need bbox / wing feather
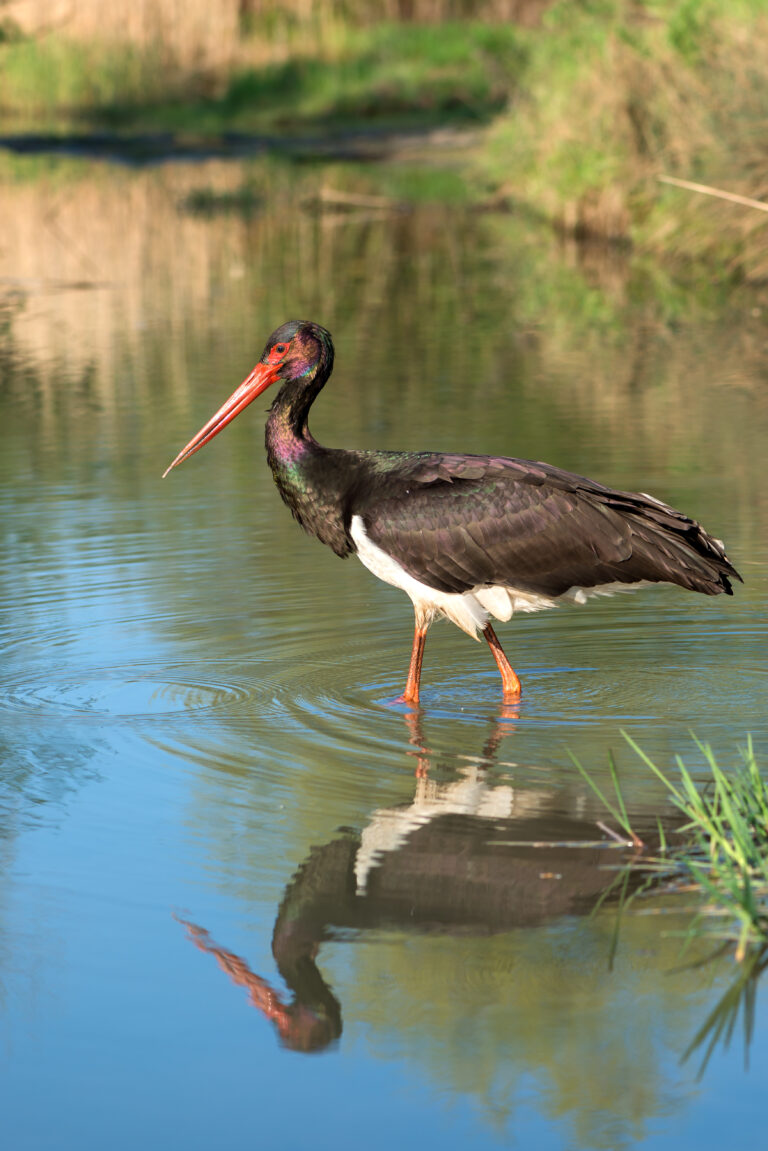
[353,452,739,598]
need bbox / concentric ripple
[1,666,251,719]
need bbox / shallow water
[1,155,768,1149]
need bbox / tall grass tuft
[575,736,768,962]
[625,735,768,961]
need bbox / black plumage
[164,320,741,704]
[353,451,736,598]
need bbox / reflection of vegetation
[178,738,718,1147]
[340,904,717,1149]
[682,943,768,1078]
[172,704,755,1147]
[182,182,263,218]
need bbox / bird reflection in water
[178,707,662,1054]
[177,917,341,1053]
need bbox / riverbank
[483,0,768,277]
[1,1,767,275]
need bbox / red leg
[397,622,428,705]
[483,623,522,699]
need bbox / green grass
[574,735,768,963]
[0,37,176,123]
[573,734,768,1074]
[3,3,768,272]
[0,21,524,133]
[481,0,768,270]
[171,22,523,133]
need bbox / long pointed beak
[162,361,281,478]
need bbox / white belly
[350,515,648,638]
[350,515,556,638]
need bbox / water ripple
[1,665,251,719]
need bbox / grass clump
[4,2,768,272]
[0,21,525,134]
[482,0,768,273]
[0,37,179,123]
[575,735,768,962]
[168,21,525,134]
[224,33,502,126]
[627,734,768,961]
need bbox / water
[1,153,767,1149]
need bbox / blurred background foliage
[1,0,768,271]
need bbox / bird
[163,320,741,705]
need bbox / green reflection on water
[1,154,767,1149]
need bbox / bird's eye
[275,344,287,355]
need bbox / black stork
[163,320,741,704]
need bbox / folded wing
[356,452,739,599]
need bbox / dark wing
[354,452,740,597]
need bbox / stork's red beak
[162,361,281,477]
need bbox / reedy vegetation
[2,1,768,271]
[574,735,768,963]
